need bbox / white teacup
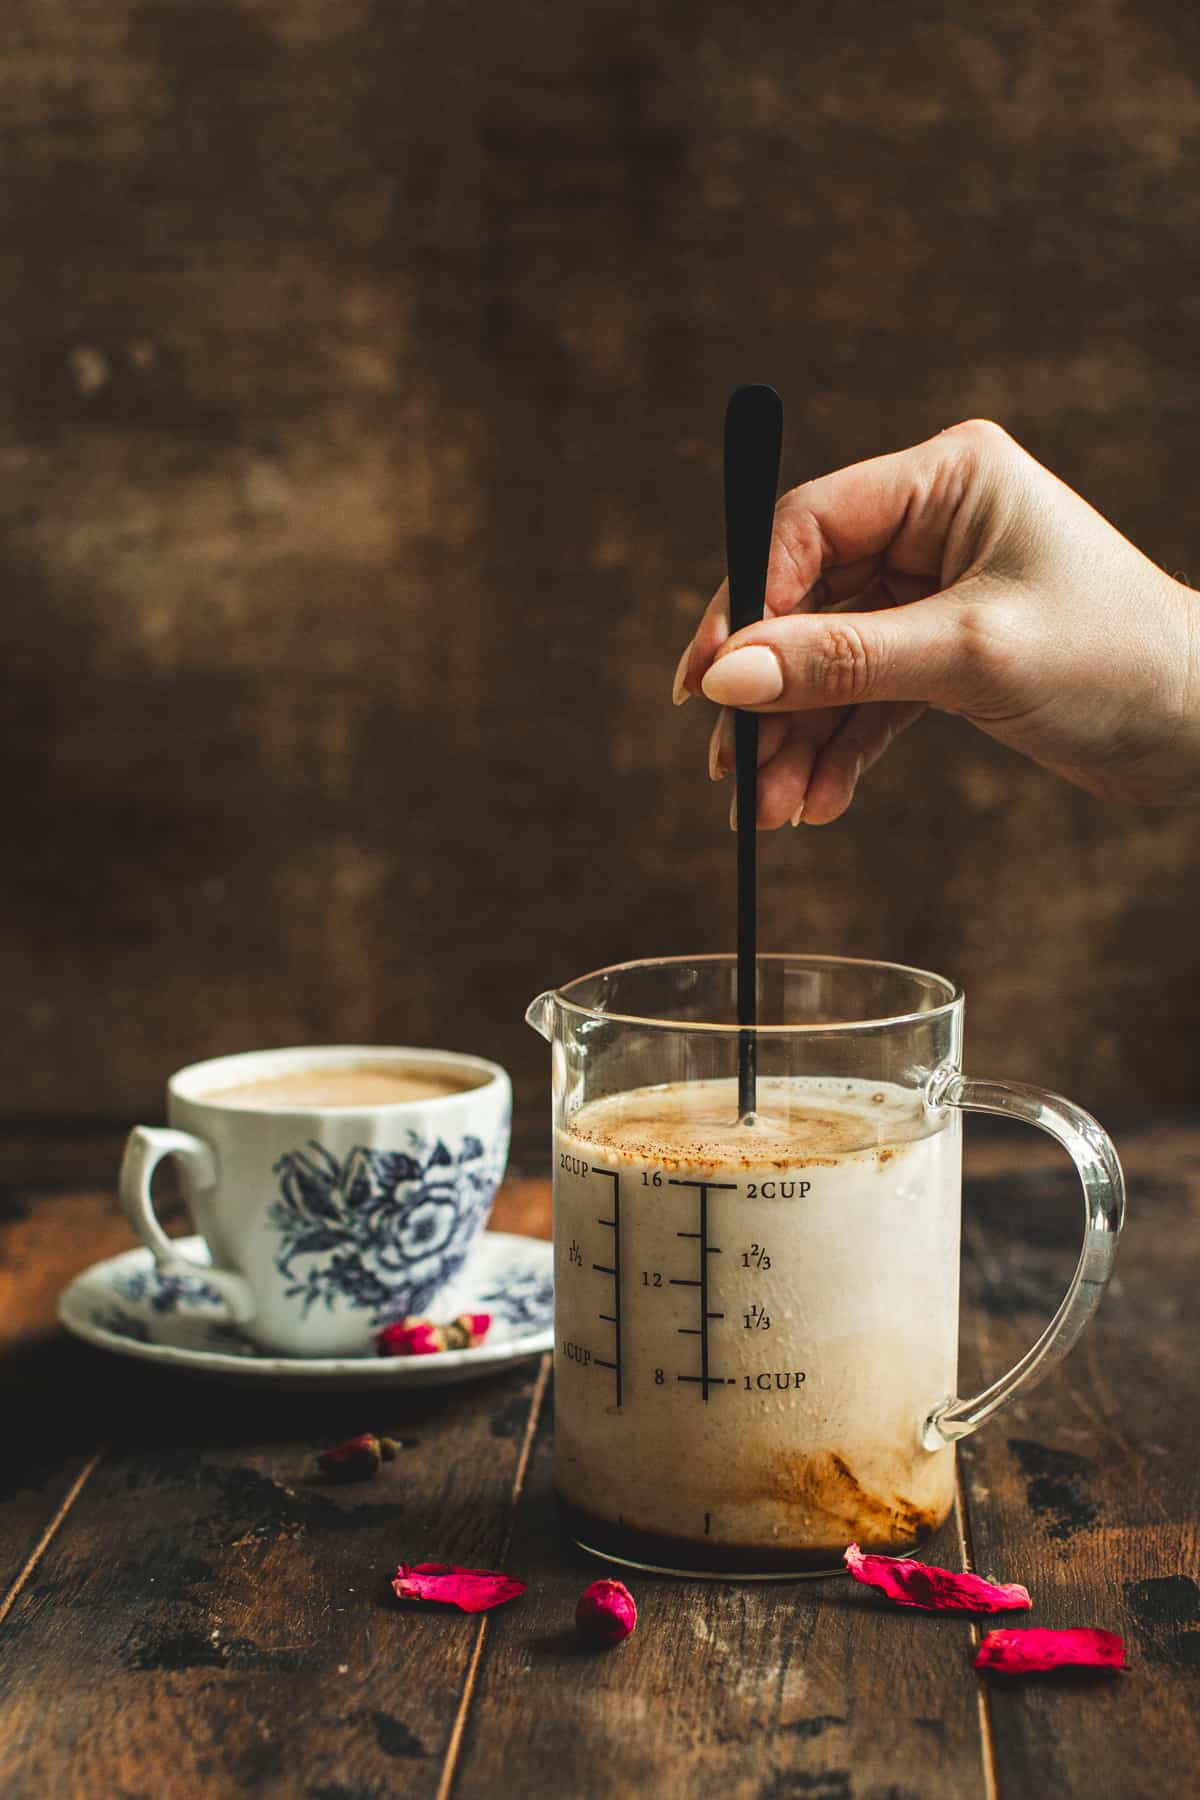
[118,1045,512,1356]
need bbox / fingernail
[707,709,732,781]
[728,790,738,831]
[790,803,805,827]
[671,641,693,705]
[701,646,783,707]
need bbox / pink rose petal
[974,1628,1126,1674]
[844,1543,1032,1614]
[392,1562,527,1614]
[460,1312,492,1346]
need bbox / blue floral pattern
[480,1266,554,1330]
[113,1267,225,1313]
[89,1305,151,1343]
[87,1300,254,1356]
[268,1134,504,1324]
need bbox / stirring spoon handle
[723,384,784,1121]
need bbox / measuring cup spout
[524,990,557,1042]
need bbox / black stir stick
[723,384,784,1122]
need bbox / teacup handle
[119,1126,256,1325]
[921,1071,1125,1450]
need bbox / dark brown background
[2,1,1197,1140]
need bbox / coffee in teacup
[200,1063,484,1109]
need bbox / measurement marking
[678,1327,702,1335]
[594,1169,622,1407]
[668,1182,738,1191]
[677,1233,721,1253]
[704,1511,711,1536]
[699,1186,711,1397]
[669,1277,701,1287]
[594,1358,617,1370]
[667,1179,733,1400]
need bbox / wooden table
[0,1118,1196,1797]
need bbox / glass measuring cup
[525,954,1124,1578]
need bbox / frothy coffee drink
[202,1064,481,1109]
[553,1076,961,1572]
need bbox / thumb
[698,589,995,715]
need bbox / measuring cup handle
[921,1070,1125,1450]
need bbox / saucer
[58,1230,553,1388]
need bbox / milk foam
[564,1075,929,1167]
[553,1076,961,1567]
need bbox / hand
[672,420,1200,826]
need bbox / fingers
[798,701,926,825]
[723,701,926,829]
[751,709,845,828]
[704,696,926,828]
[674,419,1003,703]
[706,707,788,781]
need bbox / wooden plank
[451,1395,987,1799]
[0,1348,550,1797]
[957,1120,1200,1799]
[0,1173,551,1796]
[0,1172,545,1569]
[7,1124,1194,1797]
[0,1186,132,1605]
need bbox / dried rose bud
[376,1320,444,1357]
[379,1437,400,1460]
[575,1578,637,1647]
[439,1312,494,1351]
[318,1433,384,1481]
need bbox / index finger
[674,422,985,700]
